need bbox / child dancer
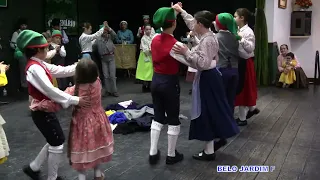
[16,30,89,180]
[136,24,154,92]
[0,62,9,164]
[279,52,297,88]
[32,59,114,180]
[51,30,68,90]
[79,21,107,59]
[234,8,260,126]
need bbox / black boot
[214,139,227,151]
[192,150,216,161]
[236,118,247,126]
[23,165,40,180]
[246,108,260,119]
[149,150,161,165]
[166,150,184,165]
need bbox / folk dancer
[79,22,107,59]
[137,15,155,38]
[0,62,10,164]
[136,25,154,92]
[171,3,239,161]
[234,8,260,126]
[50,30,68,90]
[17,30,89,180]
[148,7,184,165]
[93,24,119,97]
[212,13,241,150]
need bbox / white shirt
[26,57,79,108]
[51,43,67,57]
[79,28,104,53]
[238,24,255,59]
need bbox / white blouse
[238,24,255,59]
[79,28,104,53]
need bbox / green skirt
[136,51,153,81]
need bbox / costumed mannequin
[234,8,260,126]
[148,7,184,165]
[213,13,241,151]
[136,25,154,92]
[137,15,155,38]
[17,30,88,180]
[116,21,134,44]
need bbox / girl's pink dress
[30,78,114,171]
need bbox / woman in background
[277,44,308,88]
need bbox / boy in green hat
[17,30,89,180]
[50,30,68,90]
[148,7,184,165]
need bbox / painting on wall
[279,0,288,9]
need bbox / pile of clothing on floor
[105,100,188,135]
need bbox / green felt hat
[215,13,240,40]
[14,48,24,59]
[16,30,48,51]
[153,7,176,28]
[51,30,62,38]
[143,15,150,20]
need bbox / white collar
[30,57,45,64]
[239,24,249,32]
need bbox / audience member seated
[276,44,308,88]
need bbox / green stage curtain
[255,0,269,85]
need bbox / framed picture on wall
[279,0,287,9]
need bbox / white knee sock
[94,165,103,177]
[249,106,256,111]
[204,141,214,154]
[30,143,49,172]
[239,106,248,121]
[47,145,63,180]
[78,171,86,180]
[149,121,163,155]
[167,125,180,157]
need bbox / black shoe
[246,108,260,119]
[166,150,184,165]
[23,165,40,180]
[236,118,248,126]
[149,150,160,165]
[192,150,216,161]
[214,139,227,151]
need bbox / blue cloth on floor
[109,112,127,124]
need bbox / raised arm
[180,10,196,31]
[26,65,79,108]
[62,30,69,44]
[109,28,117,41]
[44,62,76,78]
[83,28,104,41]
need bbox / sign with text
[45,0,78,35]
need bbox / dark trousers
[219,68,239,114]
[151,73,180,125]
[31,111,65,146]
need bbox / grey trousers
[18,56,27,88]
[101,55,117,93]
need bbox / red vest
[151,33,179,75]
[140,26,145,36]
[25,60,53,101]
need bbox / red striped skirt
[235,58,257,106]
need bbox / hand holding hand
[55,45,61,52]
[171,2,183,13]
